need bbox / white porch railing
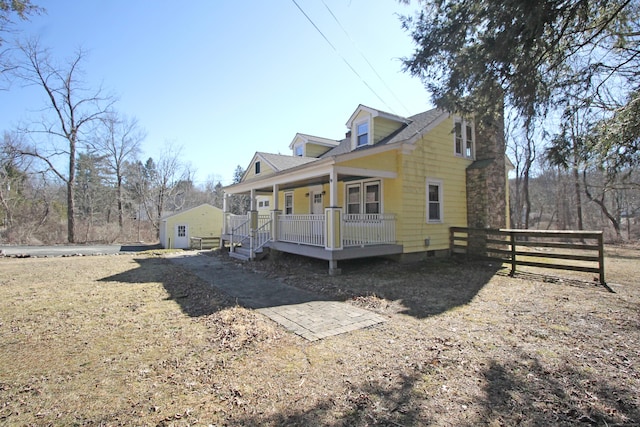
[225,212,396,252]
[229,214,250,247]
[343,213,396,247]
[278,214,325,247]
[254,215,272,252]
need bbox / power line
[320,0,412,116]
[290,0,396,114]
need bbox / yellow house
[159,204,224,249]
[222,105,510,274]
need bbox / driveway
[0,243,160,257]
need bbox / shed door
[174,223,189,249]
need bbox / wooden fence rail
[450,227,612,292]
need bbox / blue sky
[1,1,432,185]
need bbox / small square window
[294,145,304,156]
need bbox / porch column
[250,188,257,212]
[325,206,343,275]
[324,207,343,251]
[222,193,230,235]
[249,209,258,260]
[272,184,279,210]
[329,168,338,207]
[271,209,280,242]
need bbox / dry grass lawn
[0,246,638,426]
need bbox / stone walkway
[167,251,385,341]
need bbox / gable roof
[345,104,410,128]
[160,203,222,220]
[257,152,318,170]
[288,133,340,150]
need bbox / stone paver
[167,251,385,341]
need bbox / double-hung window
[346,180,381,215]
[426,179,443,223]
[454,118,474,158]
[294,144,304,156]
[356,122,369,147]
[284,192,293,215]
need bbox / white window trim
[344,179,383,214]
[354,118,371,149]
[294,143,304,157]
[255,160,261,175]
[426,178,443,223]
[454,118,475,159]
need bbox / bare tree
[0,0,41,80]
[13,40,114,242]
[90,112,144,233]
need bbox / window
[255,161,261,174]
[264,200,270,207]
[365,182,380,214]
[426,179,443,222]
[284,192,293,215]
[346,180,381,215]
[454,119,474,158]
[347,185,361,214]
[294,144,304,156]
[177,225,186,237]
[356,122,369,147]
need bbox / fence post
[597,233,608,289]
[510,231,516,277]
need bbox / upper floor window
[357,122,369,147]
[255,161,261,174]
[454,119,474,158]
[294,144,304,156]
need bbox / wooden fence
[449,227,611,292]
[190,236,220,250]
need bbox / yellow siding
[305,143,332,158]
[163,204,224,248]
[336,150,397,173]
[244,158,275,181]
[373,117,403,144]
[397,116,471,253]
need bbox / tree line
[0,2,250,244]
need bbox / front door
[174,223,189,249]
[311,192,324,215]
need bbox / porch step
[228,246,268,261]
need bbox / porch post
[249,209,258,260]
[271,209,280,242]
[272,184,279,210]
[222,193,230,235]
[329,168,338,207]
[326,168,343,275]
[250,188,257,212]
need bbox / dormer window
[294,144,304,157]
[357,122,369,147]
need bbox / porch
[221,212,402,274]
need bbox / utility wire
[320,0,412,116]
[290,0,396,114]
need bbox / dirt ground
[0,245,638,426]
